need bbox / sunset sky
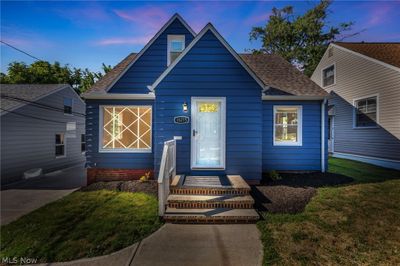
[1,1,399,73]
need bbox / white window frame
[55,133,66,158]
[63,98,73,115]
[352,94,379,129]
[321,63,336,88]
[167,35,185,66]
[273,105,303,146]
[98,105,152,153]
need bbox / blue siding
[154,30,263,181]
[109,19,194,94]
[262,101,328,171]
[85,100,154,169]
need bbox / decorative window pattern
[64,98,73,114]
[55,133,65,157]
[354,96,378,128]
[168,35,185,65]
[322,65,335,87]
[81,134,86,152]
[274,106,302,146]
[101,106,152,151]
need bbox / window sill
[56,155,66,159]
[273,142,303,147]
[353,126,379,129]
[99,149,152,153]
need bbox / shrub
[269,170,282,181]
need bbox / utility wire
[0,108,85,125]
[0,94,86,117]
[0,40,43,61]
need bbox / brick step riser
[167,202,254,209]
[163,217,258,224]
[170,188,250,196]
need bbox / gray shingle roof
[0,84,70,115]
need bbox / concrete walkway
[43,224,262,266]
[1,164,86,225]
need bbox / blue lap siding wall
[154,30,263,181]
[85,99,154,169]
[109,19,194,94]
[262,101,328,172]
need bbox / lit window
[64,98,73,114]
[274,106,302,146]
[81,134,86,152]
[55,133,65,157]
[322,65,335,87]
[168,35,185,65]
[354,96,378,128]
[101,106,152,152]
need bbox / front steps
[163,175,259,224]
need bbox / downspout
[321,97,327,172]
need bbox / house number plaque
[174,116,190,124]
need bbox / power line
[0,40,43,61]
[0,108,85,125]
[0,94,86,117]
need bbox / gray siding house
[0,84,86,185]
[311,42,400,170]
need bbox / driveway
[1,164,86,225]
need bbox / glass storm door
[191,97,226,169]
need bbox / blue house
[82,14,329,187]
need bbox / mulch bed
[81,180,157,196]
[253,172,354,214]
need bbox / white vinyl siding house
[311,43,400,170]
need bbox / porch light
[182,102,188,112]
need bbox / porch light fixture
[182,102,188,112]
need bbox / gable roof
[0,84,71,115]
[150,23,266,91]
[240,54,328,96]
[333,42,400,69]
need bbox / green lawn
[1,190,162,263]
[258,157,400,265]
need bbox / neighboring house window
[100,106,152,152]
[81,134,86,152]
[322,64,335,87]
[273,106,302,146]
[64,98,73,114]
[354,96,378,128]
[55,133,65,157]
[168,35,185,66]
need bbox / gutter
[262,95,329,101]
[82,93,155,100]
[321,97,328,172]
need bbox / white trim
[150,23,265,91]
[55,133,66,158]
[83,93,155,100]
[262,95,328,101]
[352,93,379,129]
[321,63,336,88]
[105,14,195,92]
[167,35,185,66]
[98,105,153,153]
[331,43,400,73]
[321,98,327,172]
[332,152,400,171]
[273,105,303,146]
[328,115,334,153]
[191,97,226,170]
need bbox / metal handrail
[157,139,176,216]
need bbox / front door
[191,97,226,169]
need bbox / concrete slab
[131,224,263,266]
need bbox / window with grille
[273,106,302,146]
[322,64,335,87]
[168,35,185,66]
[55,133,65,157]
[354,96,378,128]
[100,106,152,152]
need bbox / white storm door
[191,97,226,169]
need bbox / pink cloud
[113,7,171,30]
[367,4,391,26]
[244,12,272,26]
[95,35,152,46]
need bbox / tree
[250,0,356,76]
[0,61,112,94]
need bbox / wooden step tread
[167,194,254,203]
[164,208,259,218]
